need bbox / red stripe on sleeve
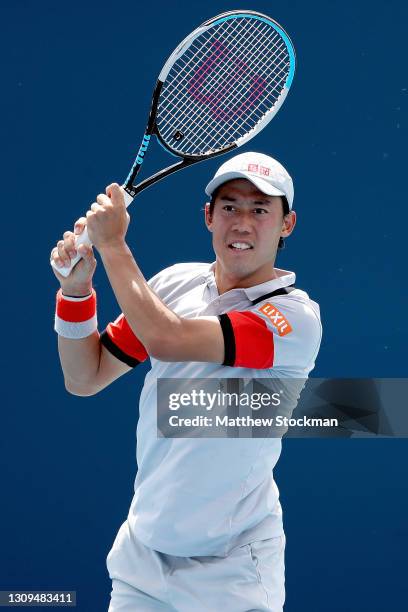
[105,315,148,362]
[227,311,274,369]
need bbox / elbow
[147,335,179,362]
[64,378,100,397]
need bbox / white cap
[205,152,294,209]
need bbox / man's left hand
[86,183,130,251]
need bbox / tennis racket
[53,9,296,277]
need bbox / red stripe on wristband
[56,289,97,322]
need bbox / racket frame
[123,9,296,202]
[52,10,296,276]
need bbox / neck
[214,261,279,295]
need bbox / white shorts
[106,521,285,611]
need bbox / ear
[204,202,213,232]
[281,210,297,238]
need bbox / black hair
[208,186,291,250]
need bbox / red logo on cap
[248,164,258,172]
[260,166,270,176]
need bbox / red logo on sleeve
[258,303,293,336]
[248,164,259,172]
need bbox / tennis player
[51,152,322,611]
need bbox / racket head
[154,10,296,159]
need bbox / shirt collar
[204,262,296,302]
[244,269,296,301]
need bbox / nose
[230,210,254,234]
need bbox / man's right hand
[50,217,97,296]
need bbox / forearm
[54,284,103,394]
[98,241,224,363]
[58,332,102,394]
[99,241,182,356]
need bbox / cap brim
[205,171,285,198]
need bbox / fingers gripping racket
[53,10,296,277]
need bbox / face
[205,179,296,290]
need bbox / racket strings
[160,63,287,156]
[166,24,284,111]
[160,60,287,156]
[160,65,288,154]
[160,64,288,151]
[160,48,288,152]
[158,21,289,149]
[162,19,279,108]
[164,21,277,101]
[156,17,291,155]
[160,30,286,144]
[159,21,286,141]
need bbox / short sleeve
[219,298,322,372]
[100,314,148,368]
[99,269,171,367]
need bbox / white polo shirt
[101,262,322,557]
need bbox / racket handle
[51,189,134,278]
[51,226,92,278]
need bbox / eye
[222,205,236,212]
[253,208,268,214]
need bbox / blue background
[2,0,407,610]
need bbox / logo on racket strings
[188,40,266,120]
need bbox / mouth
[228,241,254,251]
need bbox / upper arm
[151,311,273,367]
[91,344,133,392]
[219,301,322,370]
[149,316,225,363]
[151,300,321,370]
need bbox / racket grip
[51,226,92,278]
[51,189,134,278]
